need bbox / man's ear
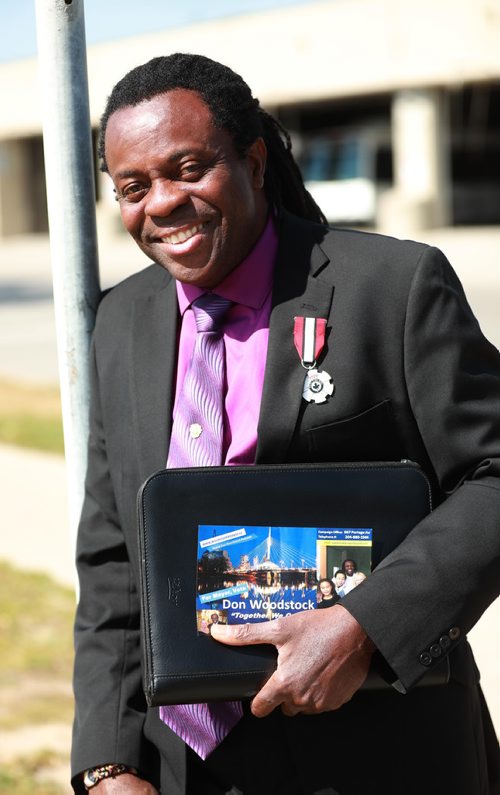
[246,137,267,190]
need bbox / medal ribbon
[293,316,327,368]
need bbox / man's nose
[143,179,189,216]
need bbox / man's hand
[90,773,159,793]
[210,604,375,717]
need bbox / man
[72,53,500,793]
[341,559,358,594]
[207,613,221,633]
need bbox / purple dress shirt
[173,216,278,465]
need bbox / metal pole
[35,0,100,560]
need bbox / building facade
[1,0,500,239]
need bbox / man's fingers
[250,672,285,718]
[210,620,282,647]
[280,703,302,717]
[209,621,292,718]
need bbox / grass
[0,380,64,453]
[0,388,74,792]
[0,563,75,791]
[0,750,67,794]
[0,562,75,730]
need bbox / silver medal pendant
[302,369,334,404]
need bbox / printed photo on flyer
[196,524,372,630]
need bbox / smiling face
[344,560,356,577]
[104,89,269,289]
[319,580,333,597]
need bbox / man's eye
[119,184,149,203]
[179,162,205,180]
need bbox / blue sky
[2,0,320,63]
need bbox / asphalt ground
[0,226,498,735]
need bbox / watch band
[83,763,138,789]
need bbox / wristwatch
[83,763,138,789]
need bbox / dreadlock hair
[98,53,327,225]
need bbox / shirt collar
[176,214,278,315]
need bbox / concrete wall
[2,0,500,137]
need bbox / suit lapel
[256,215,334,463]
[130,270,178,484]
[128,216,333,475]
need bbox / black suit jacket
[72,213,500,793]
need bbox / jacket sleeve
[343,245,500,690]
[71,339,154,790]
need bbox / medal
[302,368,334,404]
[294,316,334,404]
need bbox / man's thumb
[210,621,274,646]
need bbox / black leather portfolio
[138,461,447,706]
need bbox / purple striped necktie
[163,293,243,759]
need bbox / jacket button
[439,635,451,651]
[419,651,432,667]
[449,627,460,641]
[430,643,442,658]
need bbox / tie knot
[192,294,233,333]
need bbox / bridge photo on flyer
[195,524,372,631]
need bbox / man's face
[105,89,268,289]
[344,560,355,576]
[210,613,219,623]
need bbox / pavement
[0,226,499,737]
[1,224,500,385]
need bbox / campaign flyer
[196,524,372,630]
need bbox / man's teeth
[165,224,203,244]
